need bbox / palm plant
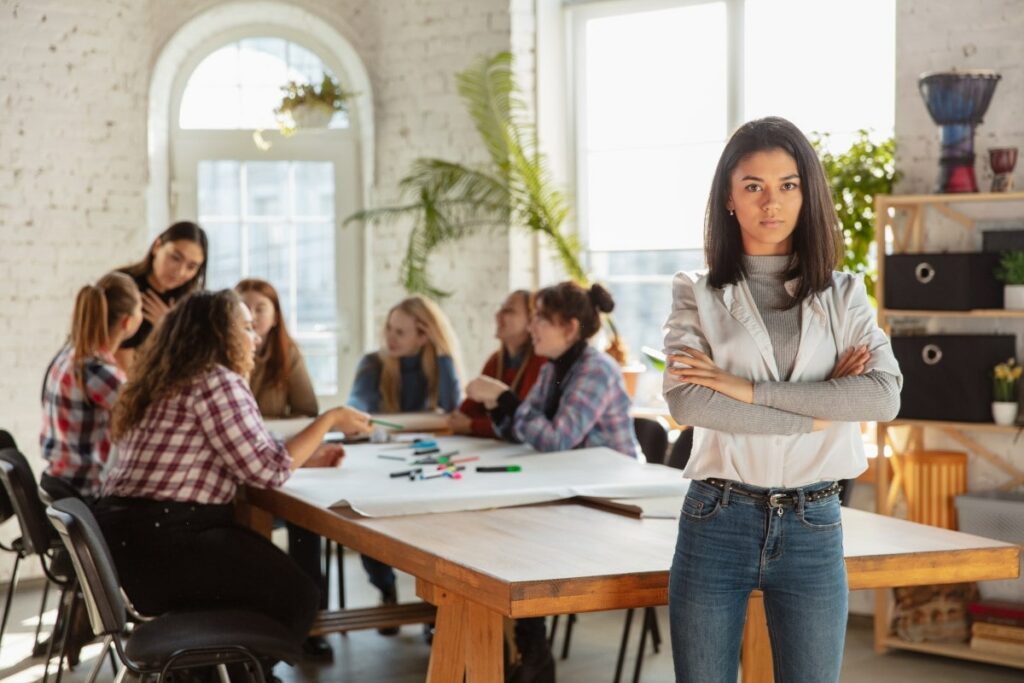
[345,52,585,298]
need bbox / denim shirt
[347,352,461,413]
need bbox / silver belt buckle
[768,493,787,509]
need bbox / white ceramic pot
[289,102,335,129]
[992,401,1019,426]
[1004,284,1024,310]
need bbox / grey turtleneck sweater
[664,254,902,434]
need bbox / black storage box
[982,229,1024,253]
[893,335,1017,422]
[885,252,1002,310]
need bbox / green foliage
[275,74,351,114]
[812,131,900,299]
[345,52,584,297]
[995,250,1024,285]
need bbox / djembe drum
[918,70,1001,193]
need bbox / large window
[572,0,895,363]
[171,37,363,399]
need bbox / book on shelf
[968,600,1024,628]
[969,634,1024,658]
[972,621,1024,643]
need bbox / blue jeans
[361,554,397,597]
[668,480,847,683]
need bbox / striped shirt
[40,346,124,498]
[103,365,292,504]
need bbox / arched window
[169,35,364,400]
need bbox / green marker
[371,417,405,430]
[476,465,522,473]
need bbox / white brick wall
[0,0,528,582]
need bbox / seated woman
[347,295,462,629]
[464,281,638,683]
[116,220,208,371]
[41,272,142,504]
[449,289,547,437]
[348,295,462,414]
[236,277,332,660]
[467,281,639,458]
[98,289,370,675]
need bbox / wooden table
[242,489,1020,683]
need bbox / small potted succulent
[274,74,351,135]
[991,358,1021,425]
[995,250,1024,310]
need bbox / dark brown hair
[705,116,840,304]
[112,290,248,438]
[534,281,614,340]
[121,221,209,296]
[70,272,140,392]
[235,278,292,389]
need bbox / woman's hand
[304,444,345,468]
[329,406,371,435]
[141,289,172,325]
[448,411,473,434]
[667,347,754,404]
[830,345,870,379]
[465,376,510,409]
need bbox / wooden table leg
[425,591,468,683]
[465,600,504,682]
[740,591,773,683]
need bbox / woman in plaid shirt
[98,289,370,669]
[465,280,639,683]
[40,272,142,503]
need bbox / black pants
[95,497,318,642]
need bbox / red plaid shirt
[103,365,292,504]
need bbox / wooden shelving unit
[873,192,1024,671]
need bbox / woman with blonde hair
[347,295,462,627]
[348,295,462,414]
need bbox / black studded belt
[702,478,842,508]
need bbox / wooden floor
[1,547,1021,683]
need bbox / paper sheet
[278,436,689,517]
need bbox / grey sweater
[665,255,902,434]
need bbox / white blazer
[662,269,901,488]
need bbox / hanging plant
[274,74,352,136]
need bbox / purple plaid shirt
[512,346,639,458]
[40,346,124,497]
[103,365,292,504]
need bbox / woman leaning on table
[662,116,902,683]
[97,289,370,676]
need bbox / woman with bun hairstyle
[467,281,638,458]
[450,289,547,438]
[116,221,208,369]
[40,271,143,503]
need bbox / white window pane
[294,163,335,217]
[179,86,242,130]
[744,0,895,146]
[238,38,288,87]
[297,335,338,396]
[245,162,288,217]
[240,86,286,130]
[295,221,337,332]
[585,3,728,150]
[287,43,327,85]
[586,142,721,251]
[248,222,291,284]
[203,221,242,290]
[186,44,239,88]
[198,161,240,218]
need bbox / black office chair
[0,443,81,682]
[0,430,23,649]
[46,498,302,683]
[666,427,694,470]
[633,417,669,464]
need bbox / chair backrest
[0,446,54,555]
[46,498,126,636]
[666,427,694,471]
[0,431,17,522]
[633,417,669,464]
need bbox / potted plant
[992,358,1021,425]
[274,74,351,135]
[995,250,1024,310]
